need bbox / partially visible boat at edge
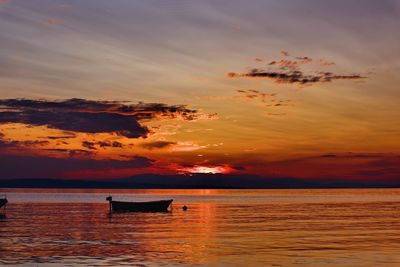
[0,197,7,209]
[106,196,172,213]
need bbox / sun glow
[179,165,232,174]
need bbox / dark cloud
[319,153,393,159]
[0,153,153,179]
[236,89,276,102]
[0,98,206,138]
[97,141,124,148]
[227,52,366,86]
[236,89,292,110]
[0,109,147,138]
[10,140,49,147]
[81,140,125,150]
[0,98,199,120]
[141,141,177,150]
[46,136,74,140]
[44,132,76,140]
[358,167,400,178]
[232,165,246,171]
[44,148,95,158]
[0,139,12,148]
[82,141,96,150]
[0,137,49,149]
[272,100,292,107]
[321,154,337,158]
[228,69,365,85]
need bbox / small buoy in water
[182,205,188,211]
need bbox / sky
[0,0,399,182]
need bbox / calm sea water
[1,189,400,266]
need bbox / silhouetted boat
[106,196,172,212]
[0,197,7,209]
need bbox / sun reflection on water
[1,189,400,266]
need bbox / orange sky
[0,0,399,181]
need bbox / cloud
[227,51,366,86]
[0,153,153,179]
[44,148,95,158]
[358,167,400,178]
[267,113,286,116]
[97,141,124,148]
[319,153,395,159]
[0,109,147,138]
[320,154,337,158]
[0,98,210,138]
[236,89,276,103]
[235,89,292,109]
[47,18,55,25]
[280,50,290,57]
[82,141,96,150]
[172,141,207,151]
[0,137,50,149]
[207,152,400,181]
[45,133,76,140]
[140,141,177,150]
[81,140,125,150]
[0,134,97,158]
[228,69,364,85]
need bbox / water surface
[1,189,400,266]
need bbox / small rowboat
[106,196,172,213]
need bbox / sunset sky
[0,0,399,182]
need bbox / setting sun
[179,165,232,174]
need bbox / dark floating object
[0,197,7,209]
[0,196,7,218]
[182,205,188,211]
[106,196,173,213]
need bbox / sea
[1,188,400,266]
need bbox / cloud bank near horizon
[0,98,211,138]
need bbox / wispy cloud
[236,89,276,103]
[280,50,290,57]
[140,141,177,150]
[227,52,366,86]
[0,136,50,149]
[235,89,292,108]
[81,140,125,151]
[228,69,364,85]
[44,148,95,158]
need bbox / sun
[179,165,232,174]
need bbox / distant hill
[0,173,398,189]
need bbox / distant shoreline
[1,174,399,189]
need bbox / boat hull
[110,199,173,213]
[0,199,7,209]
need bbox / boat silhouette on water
[0,197,7,209]
[106,196,173,213]
[0,196,7,218]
